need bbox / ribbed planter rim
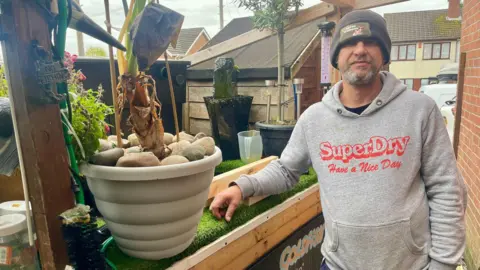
[79,146,222,181]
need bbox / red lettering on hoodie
[319,136,410,163]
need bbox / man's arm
[421,105,467,270]
[233,116,312,200]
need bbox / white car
[419,84,457,109]
[440,97,456,143]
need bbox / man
[210,10,467,270]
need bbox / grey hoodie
[234,71,467,270]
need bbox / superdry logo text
[320,136,410,174]
[320,136,410,163]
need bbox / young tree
[235,0,303,122]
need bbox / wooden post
[0,1,75,269]
[76,0,85,56]
[453,52,466,158]
[104,0,123,147]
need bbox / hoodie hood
[322,71,406,117]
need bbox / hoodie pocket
[327,219,429,269]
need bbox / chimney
[447,0,461,19]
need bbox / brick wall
[456,0,480,269]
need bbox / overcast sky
[68,0,449,54]
[0,0,449,59]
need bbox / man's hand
[209,185,243,222]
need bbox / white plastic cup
[238,130,263,164]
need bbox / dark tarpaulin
[130,2,184,71]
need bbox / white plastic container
[0,201,36,240]
[0,214,39,269]
[238,130,263,164]
[0,201,31,216]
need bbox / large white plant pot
[79,147,222,260]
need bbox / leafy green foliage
[64,51,113,162]
[105,163,318,270]
[235,0,303,33]
[69,82,113,162]
[85,46,108,57]
[0,65,9,97]
[126,0,148,75]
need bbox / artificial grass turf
[105,161,318,270]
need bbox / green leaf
[0,65,9,97]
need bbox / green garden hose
[101,237,118,270]
[56,0,85,204]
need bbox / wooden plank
[354,0,408,9]
[291,31,322,78]
[285,3,335,30]
[322,0,355,8]
[222,204,322,270]
[188,86,282,105]
[183,3,335,66]
[194,192,321,270]
[0,1,75,269]
[189,119,212,136]
[189,102,210,119]
[184,30,273,66]
[168,184,320,270]
[188,80,280,88]
[182,103,189,132]
[453,52,466,158]
[295,67,318,89]
[189,103,295,122]
[244,195,268,206]
[207,156,278,202]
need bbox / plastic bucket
[238,130,263,164]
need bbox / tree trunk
[277,29,285,122]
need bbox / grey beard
[342,67,377,86]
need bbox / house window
[391,44,416,61]
[423,42,451,59]
[400,79,414,90]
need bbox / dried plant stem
[164,52,180,142]
[104,0,123,147]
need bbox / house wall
[186,33,210,56]
[457,0,480,269]
[186,80,295,135]
[390,40,459,90]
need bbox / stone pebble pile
[90,132,216,167]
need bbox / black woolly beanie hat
[330,10,391,69]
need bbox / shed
[185,16,326,135]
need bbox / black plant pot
[204,95,253,160]
[256,121,295,158]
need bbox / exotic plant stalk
[126,0,147,75]
[213,58,239,99]
[111,1,183,159]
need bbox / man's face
[337,39,384,86]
